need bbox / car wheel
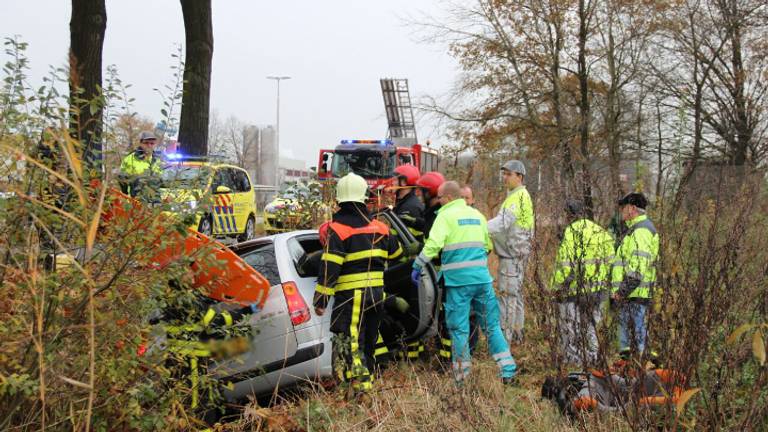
[198,215,213,237]
[238,216,255,242]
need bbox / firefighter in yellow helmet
[313,173,404,393]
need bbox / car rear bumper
[221,338,332,400]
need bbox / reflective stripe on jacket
[611,214,659,299]
[551,218,615,296]
[414,199,493,287]
[315,220,403,296]
[488,185,534,259]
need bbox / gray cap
[138,131,157,141]
[501,160,526,176]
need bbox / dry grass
[227,348,628,432]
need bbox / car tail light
[282,281,311,326]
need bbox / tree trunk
[655,101,664,199]
[728,3,749,167]
[604,16,623,200]
[178,0,213,156]
[69,0,106,174]
[549,10,574,195]
[577,0,595,218]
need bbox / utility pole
[266,75,291,190]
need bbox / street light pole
[266,75,291,190]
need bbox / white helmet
[336,173,368,203]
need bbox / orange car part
[101,187,270,307]
[573,396,598,411]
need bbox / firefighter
[392,165,425,243]
[312,173,404,393]
[417,172,446,237]
[488,160,534,344]
[611,192,659,357]
[314,221,409,369]
[119,130,163,197]
[158,275,259,424]
[412,181,517,384]
[550,199,614,368]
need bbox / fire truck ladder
[380,78,418,145]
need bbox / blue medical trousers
[444,283,517,381]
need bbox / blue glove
[411,268,421,286]
[249,303,261,314]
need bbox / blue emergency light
[340,139,393,145]
[165,152,184,160]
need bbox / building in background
[279,157,312,185]
[242,125,312,208]
[243,125,277,188]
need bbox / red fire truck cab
[317,139,438,208]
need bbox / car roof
[230,230,318,251]
[170,161,245,171]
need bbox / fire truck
[316,79,439,208]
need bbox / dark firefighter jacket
[393,190,425,242]
[423,203,442,269]
[314,202,403,309]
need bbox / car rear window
[238,243,281,286]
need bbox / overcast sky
[1,1,459,166]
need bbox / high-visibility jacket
[161,296,254,410]
[414,199,493,287]
[550,218,615,297]
[315,217,403,300]
[488,185,534,259]
[611,214,659,300]
[120,150,163,176]
[120,150,163,195]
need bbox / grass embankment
[228,346,627,432]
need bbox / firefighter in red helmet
[393,165,425,244]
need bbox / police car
[161,154,257,241]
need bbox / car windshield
[161,165,212,189]
[331,150,395,179]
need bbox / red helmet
[394,164,421,186]
[416,171,445,197]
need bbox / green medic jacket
[414,199,493,287]
[488,185,534,260]
[611,214,659,300]
[550,218,615,297]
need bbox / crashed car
[212,209,440,399]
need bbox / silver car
[213,209,440,400]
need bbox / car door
[376,208,440,341]
[212,240,299,384]
[211,168,236,235]
[230,167,255,231]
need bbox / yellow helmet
[336,173,368,203]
